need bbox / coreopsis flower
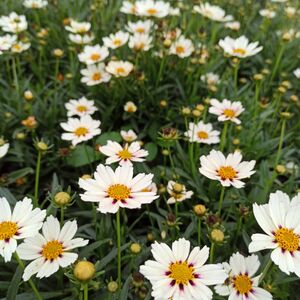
[0,12,28,33]
[209,98,244,124]
[169,36,194,58]
[224,21,241,31]
[11,41,31,53]
[193,3,233,22]
[65,97,97,117]
[129,34,153,51]
[65,19,91,34]
[80,63,111,86]
[78,45,109,65]
[23,0,48,8]
[0,142,9,158]
[17,216,88,281]
[100,141,148,166]
[126,20,154,35]
[68,33,94,45]
[167,181,193,204]
[215,252,273,299]
[219,36,263,58]
[102,31,129,49]
[0,34,17,54]
[120,1,137,15]
[120,129,137,142]
[136,0,170,18]
[199,150,256,188]
[106,60,134,77]
[184,121,220,144]
[293,68,300,79]
[60,115,101,146]
[259,9,276,19]
[249,191,300,277]
[201,72,220,86]
[0,197,46,262]
[140,238,227,300]
[78,164,158,213]
[124,101,137,113]
[22,116,37,129]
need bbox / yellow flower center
[218,166,237,180]
[12,44,21,51]
[116,67,126,74]
[168,261,195,286]
[42,240,63,260]
[107,184,130,201]
[223,109,236,118]
[136,28,145,34]
[74,127,89,137]
[113,39,122,46]
[233,48,246,56]
[90,53,101,61]
[118,148,132,160]
[197,131,208,139]
[92,72,101,81]
[0,221,18,240]
[77,105,87,112]
[233,274,252,295]
[274,227,300,252]
[147,8,157,15]
[176,46,185,54]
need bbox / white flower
[169,7,180,16]
[209,98,244,124]
[23,0,48,8]
[68,33,94,45]
[80,63,111,86]
[103,31,129,49]
[136,0,170,18]
[120,129,138,142]
[0,34,17,54]
[11,41,31,53]
[249,191,300,277]
[0,197,46,262]
[0,12,28,33]
[293,68,300,79]
[106,60,134,77]
[259,9,276,19]
[126,20,155,35]
[167,181,193,204]
[169,36,194,58]
[65,19,91,34]
[219,36,263,58]
[78,164,158,213]
[124,101,137,112]
[199,150,256,188]
[285,6,296,17]
[140,238,227,300]
[78,44,109,65]
[129,34,153,51]
[120,1,137,15]
[193,3,233,22]
[184,121,220,144]
[100,141,148,166]
[65,97,97,117]
[60,115,101,146]
[215,252,273,300]
[0,143,9,158]
[224,21,240,31]
[201,72,220,86]
[17,216,88,281]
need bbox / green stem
[220,122,228,151]
[60,207,64,226]
[197,218,201,246]
[116,209,121,292]
[217,186,225,216]
[209,243,215,263]
[34,151,42,207]
[83,284,88,300]
[12,56,19,94]
[274,119,286,168]
[14,253,42,300]
[259,260,273,284]
[234,62,239,97]
[270,43,285,82]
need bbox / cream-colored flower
[103,31,129,49]
[106,60,134,77]
[78,44,109,65]
[80,63,111,86]
[169,36,194,58]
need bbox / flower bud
[193,204,206,216]
[211,229,224,243]
[54,192,71,206]
[130,243,141,254]
[107,281,118,293]
[24,90,34,101]
[74,261,95,282]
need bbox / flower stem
[116,209,121,292]
[270,43,285,83]
[197,218,201,246]
[233,62,239,97]
[12,56,19,95]
[259,260,273,284]
[14,253,42,300]
[220,122,228,151]
[274,119,286,168]
[217,186,225,216]
[209,243,215,263]
[34,151,42,207]
[83,283,88,300]
[60,207,64,226]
